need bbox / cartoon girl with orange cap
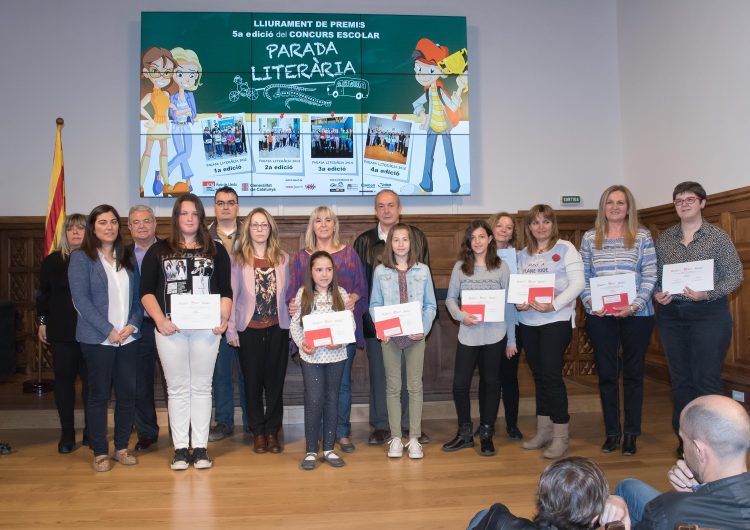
[411,38,468,194]
[139,47,178,196]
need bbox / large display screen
[140,12,469,197]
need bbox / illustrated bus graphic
[326,77,370,100]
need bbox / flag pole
[23,117,64,395]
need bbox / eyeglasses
[250,223,270,231]
[215,200,237,208]
[145,66,173,79]
[130,218,154,226]
[673,197,700,207]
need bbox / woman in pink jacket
[227,208,290,454]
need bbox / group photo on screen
[310,115,355,159]
[365,115,413,166]
[256,115,301,160]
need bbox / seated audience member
[612,394,750,529]
[467,456,628,530]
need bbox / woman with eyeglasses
[287,206,367,455]
[227,208,290,454]
[139,47,178,197]
[654,181,743,455]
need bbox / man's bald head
[681,395,750,460]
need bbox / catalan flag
[44,118,66,256]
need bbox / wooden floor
[0,376,684,529]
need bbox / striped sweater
[580,227,657,316]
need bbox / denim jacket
[369,262,437,336]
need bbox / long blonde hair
[303,206,341,252]
[594,185,639,249]
[235,208,284,267]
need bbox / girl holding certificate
[68,205,142,472]
[443,220,515,457]
[290,251,353,470]
[287,206,367,454]
[516,205,584,459]
[226,208,290,454]
[140,194,232,471]
[654,181,743,455]
[580,185,656,456]
[369,224,437,459]
[488,212,523,441]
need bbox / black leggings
[520,321,572,424]
[452,339,504,426]
[301,359,345,453]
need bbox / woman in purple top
[287,206,367,453]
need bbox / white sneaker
[387,437,404,458]
[406,438,424,459]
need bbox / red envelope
[461,304,485,322]
[304,327,332,347]
[375,317,403,340]
[528,287,554,304]
[602,293,629,315]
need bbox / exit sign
[561,195,581,206]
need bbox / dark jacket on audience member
[636,471,750,530]
[467,503,536,530]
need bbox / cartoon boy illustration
[411,38,468,194]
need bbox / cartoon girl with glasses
[167,47,203,195]
[139,47,178,197]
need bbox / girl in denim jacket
[369,224,437,459]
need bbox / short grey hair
[128,204,155,219]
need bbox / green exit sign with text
[561,195,581,206]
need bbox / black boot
[479,424,496,456]
[622,434,637,456]
[442,423,474,452]
[601,434,620,453]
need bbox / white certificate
[498,248,517,274]
[507,274,556,304]
[302,310,355,347]
[170,294,220,330]
[461,289,506,322]
[661,259,714,294]
[589,273,637,313]
[373,301,424,339]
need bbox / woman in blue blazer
[68,204,142,472]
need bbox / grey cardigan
[68,250,143,344]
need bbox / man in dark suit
[128,205,161,451]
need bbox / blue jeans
[614,478,660,525]
[81,341,137,457]
[336,343,356,438]
[302,359,345,453]
[212,337,248,430]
